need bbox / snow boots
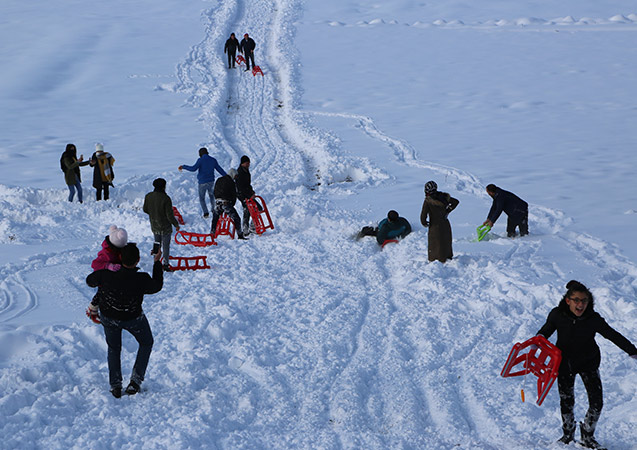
[579,422,606,450]
[125,381,140,396]
[557,425,575,444]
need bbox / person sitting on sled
[537,280,637,449]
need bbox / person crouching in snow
[537,280,637,449]
[92,225,128,272]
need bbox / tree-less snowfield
[1,0,636,448]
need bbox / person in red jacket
[91,225,128,272]
[537,280,637,449]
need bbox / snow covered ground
[1,0,636,448]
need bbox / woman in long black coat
[537,280,637,448]
[420,181,459,262]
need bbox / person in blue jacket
[179,147,227,218]
[357,210,412,246]
[483,184,528,237]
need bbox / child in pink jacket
[92,225,128,271]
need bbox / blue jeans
[101,314,154,389]
[198,182,215,215]
[67,181,83,202]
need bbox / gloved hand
[106,263,121,272]
[422,221,429,228]
[86,304,101,324]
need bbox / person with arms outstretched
[537,280,637,449]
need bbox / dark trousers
[507,209,528,237]
[210,199,243,237]
[96,182,110,201]
[101,314,154,389]
[245,52,255,70]
[227,50,236,68]
[558,369,603,435]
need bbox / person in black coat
[210,169,245,239]
[86,243,164,398]
[236,155,257,235]
[239,33,256,71]
[537,280,637,448]
[224,33,239,69]
[483,184,528,237]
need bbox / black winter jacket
[236,165,255,201]
[240,37,256,55]
[86,261,163,321]
[214,174,237,204]
[224,37,239,54]
[487,187,528,223]
[537,300,637,374]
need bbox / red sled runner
[252,65,264,76]
[501,335,562,406]
[246,196,274,235]
[214,213,236,239]
[168,256,210,271]
[174,230,217,247]
[236,55,246,66]
[172,207,185,225]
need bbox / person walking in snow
[143,178,180,271]
[356,210,412,246]
[179,147,227,218]
[61,143,89,203]
[210,168,245,239]
[235,155,257,236]
[89,143,115,201]
[224,33,240,69]
[537,280,637,449]
[86,243,163,398]
[483,184,528,237]
[239,33,256,71]
[420,181,459,263]
[92,225,128,272]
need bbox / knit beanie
[153,178,166,191]
[240,155,250,164]
[424,181,438,195]
[95,143,104,152]
[109,225,128,248]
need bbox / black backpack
[60,153,67,172]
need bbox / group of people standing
[84,145,258,398]
[358,179,526,264]
[61,143,116,203]
[224,32,256,71]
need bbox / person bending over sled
[357,210,411,246]
[537,280,637,449]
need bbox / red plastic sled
[246,196,274,235]
[236,55,246,66]
[252,65,264,76]
[214,213,236,239]
[174,230,217,247]
[381,239,399,248]
[501,335,562,406]
[168,256,210,271]
[172,207,185,225]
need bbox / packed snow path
[1,1,636,449]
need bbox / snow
[1,0,636,448]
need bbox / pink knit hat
[109,225,128,248]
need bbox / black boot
[557,427,574,444]
[125,380,140,395]
[580,422,606,450]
